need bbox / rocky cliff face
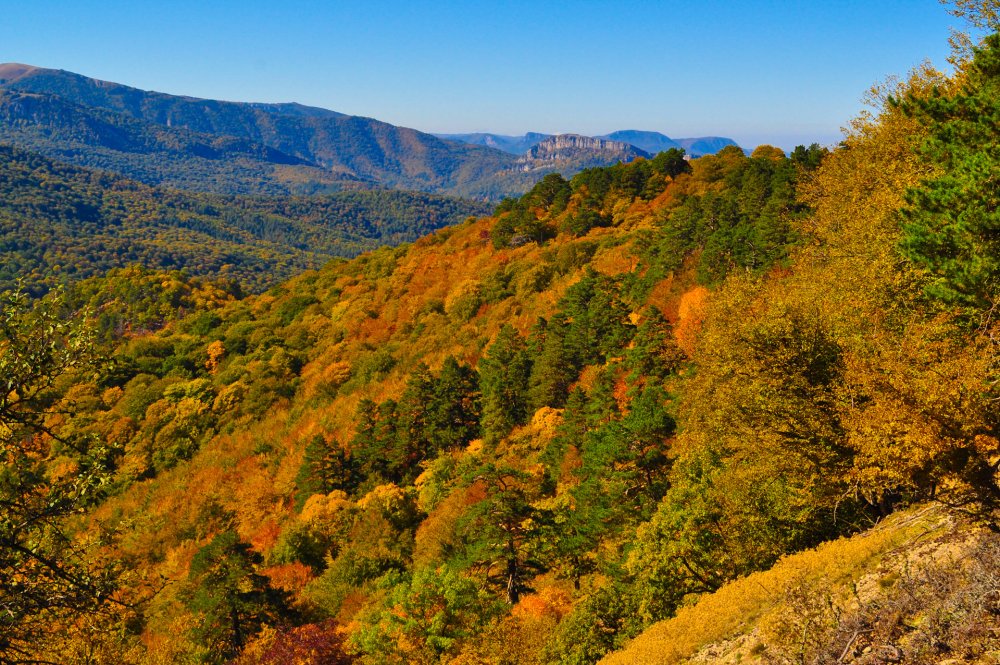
[513,133,650,172]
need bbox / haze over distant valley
[0,63,742,202]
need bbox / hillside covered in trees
[0,65,692,200]
[5,7,1000,665]
[0,143,489,294]
[0,63,518,197]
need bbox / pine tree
[897,32,1000,311]
[294,434,358,508]
[479,325,532,443]
[625,307,684,381]
[375,399,402,481]
[395,363,436,478]
[528,314,577,411]
[458,465,549,605]
[183,531,295,663]
[349,398,381,480]
[429,356,481,451]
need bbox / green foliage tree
[428,356,481,451]
[897,32,1000,312]
[527,315,577,411]
[544,581,646,665]
[649,148,691,179]
[182,530,295,663]
[524,173,572,215]
[353,567,497,664]
[624,307,684,381]
[395,363,437,480]
[294,434,359,509]
[478,325,532,443]
[563,209,610,237]
[351,398,409,484]
[789,143,829,170]
[459,465,550,605]
[0,288,122,663]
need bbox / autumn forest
[4,4,1000,665]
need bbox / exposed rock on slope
[513,133,650,172]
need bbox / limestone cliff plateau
[512,133,650,172]
[440,129,741,158]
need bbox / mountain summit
[513,133,649,172]
[438,130,740,158]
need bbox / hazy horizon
[1,0,968,151]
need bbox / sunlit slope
[602,505,997,664]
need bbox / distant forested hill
[0,89,363,195]
[0,143,489,293]
[0,64,523,197]
[0,64,714,199]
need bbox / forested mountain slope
[0,65,719,199]
[6,21,1000,665]
[0,143,489,294]
[0,88,362,195]
[0,64,525,198]
[4,140,829,662]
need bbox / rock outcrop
[513,133,650,172]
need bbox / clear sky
[0,0,965,150]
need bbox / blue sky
[1,1,964,150]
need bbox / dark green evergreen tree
[897,32,1000,311]
[375,399,402,481]
[182,530,295,663]
[586,275,635,359]
[625,307,684,381]
[586,365,621,426]
[458,465,549,605]
[294,434,359,508]
[524,172,572,215]
[478,325,532,443]
[395,363,436,479]
[428,356,481,451]
[650,147,691,179]
[789,143,828,170]
[349,398,381,480]
[527,314,577,411]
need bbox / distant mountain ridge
[597,130,682,154]
[0,63,521,197]
[0,88,361,195]
[513,134,649,172]
[434,131,551,155]
[675,136,741,156]
[0,63,741,199]
[0,63,348,124]
[438,129,740,158]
